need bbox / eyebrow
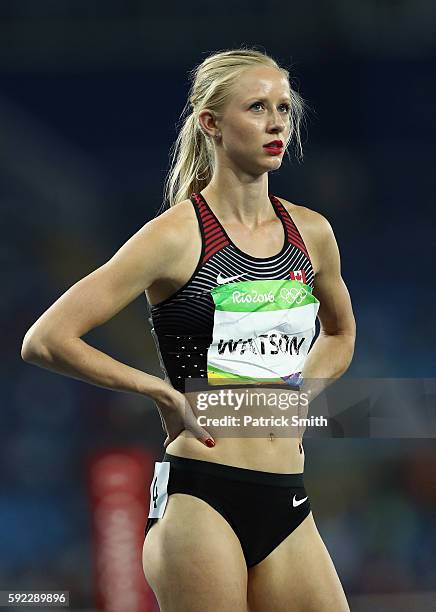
[245,95,292,103]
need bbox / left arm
[302,211,356,400]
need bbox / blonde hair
[163,47,306,209]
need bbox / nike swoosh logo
[216,272,246,284]
[292,494,308,508]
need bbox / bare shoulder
[275,196,331,235]
[144,198,202,303]
[147,198,198,251]
[275,196,334,275]
[137,200,196,268]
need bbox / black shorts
[144,452,311,568]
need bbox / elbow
[21,339,39,363]
[344,328,356,350]
[347,334,356,363]
[341,331,356,372]
[348,322,357,357]
[322,317,356,353]
[319,327,356,370]
[21,342,31,362]
[21,332,51,364]
[320,328,355,345]
[21,330,34,362]
[338,329,356,358]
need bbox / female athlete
[21,48,356,611]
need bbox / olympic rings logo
[279,287,307,305]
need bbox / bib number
[148,461,170,518]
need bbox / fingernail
[204,438,215,448]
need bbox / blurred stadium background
[2,1,435,610]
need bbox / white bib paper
[148,461,171,519]
[207,279,320,384]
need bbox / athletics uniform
[144,192,319,567]
[149,191,319,392]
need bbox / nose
[267,108,287,134]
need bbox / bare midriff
[165,387,308,473]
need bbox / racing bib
[148,461,170,518]
[207,279,320,385]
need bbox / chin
[265,157,283,170]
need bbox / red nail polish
[205,438,215,448]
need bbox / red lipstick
[263,140,284,155]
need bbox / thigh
[143,493,248,612]
[247,512,349,612]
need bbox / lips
[263,140,283,148]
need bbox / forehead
[232,66,290,100]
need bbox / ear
[198,109,220,139]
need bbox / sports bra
[147,191,319,393]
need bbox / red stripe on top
[203,238,229,262]
[191,192,309,261]
[269,195,309,258]
[202,217,219,232]
[205,233,229,253]
[191,192,230,262]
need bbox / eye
[250,101,265,111]
[250,101,291,113]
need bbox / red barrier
[88,449,158,612]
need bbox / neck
[201,171,272,228]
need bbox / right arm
[21,209,178,400]
[21,202,215,447]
